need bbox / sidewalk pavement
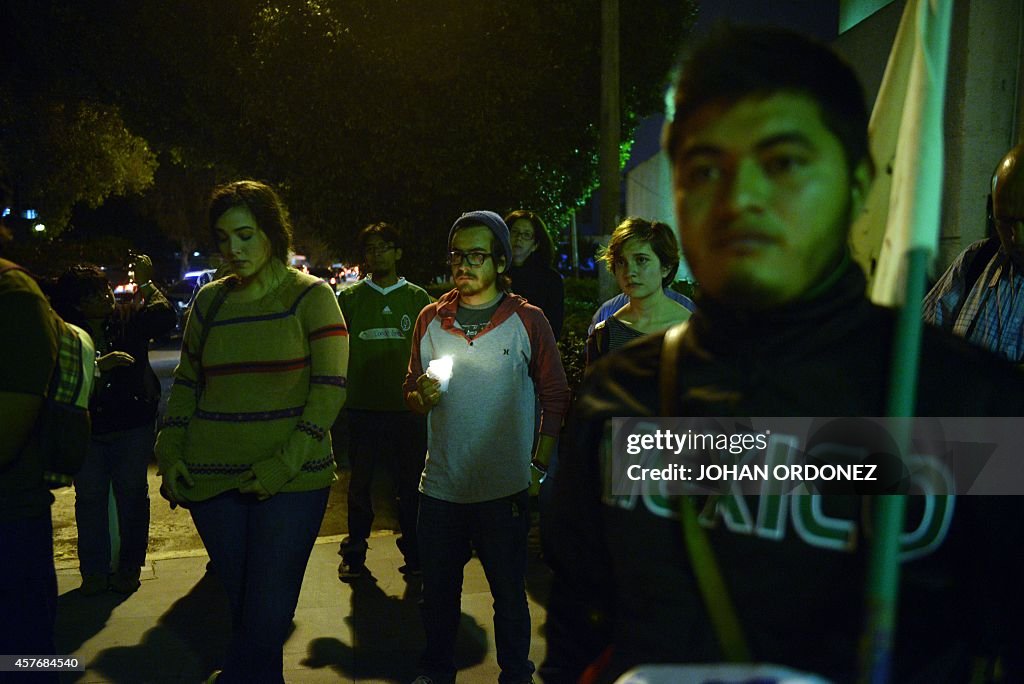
[54,531,552,683]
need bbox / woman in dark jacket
[49,257,176,596]
[505,209,565,338]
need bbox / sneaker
[338,537,368,555]
[79,574,108,596]
[338,558,365,581]
[398,563,422,577]
[109,566,142,594]
[410,677,434,684]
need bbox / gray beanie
[448,210,512,270]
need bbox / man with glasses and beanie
[336,222,431,580]
[404,210,570,684]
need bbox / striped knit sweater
[155,268,348,501]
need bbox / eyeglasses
[364,243,395,256]
[510,230,535,242]
[448,250,493,267]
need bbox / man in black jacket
[50,257,177,595]
[542,25,1024,684]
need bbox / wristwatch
[530,459,548,483]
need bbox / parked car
[112,280,139,302]
[166,269,217,333]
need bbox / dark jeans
[190,487,329,684]
[0,510,58,684]
[343,409,426,566]
[417,490,534,684]
[73,423,153,575]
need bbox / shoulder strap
[194,281,232,397]
[963,237,1000,293]
[659,321,687,414]
[595,319,611,356]
[659,321,752,663]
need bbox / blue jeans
[73,423,154,575]
[190,487,329,684]
[417,490,534,684]
[0,511,58,684]
[344,410,426,565]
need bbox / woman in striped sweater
[156,180,348,683]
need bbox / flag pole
[857,0,953,680]
[861,247,927,683]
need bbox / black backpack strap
[194,281,233,398]
[585,319,611,367]
[963,237,1001,293]
[660,321,753,662]
[659,321,688,415]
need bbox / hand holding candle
[426,355,453,392]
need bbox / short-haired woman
[586,217,691,366]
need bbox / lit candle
[426,355,454,392]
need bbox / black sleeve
[136,287,178,340]
[540,381,615,682]
[546,269,565,339]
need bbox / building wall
[836,0,1023,273]
[615,1,1023,289]
[941,0,1022,267]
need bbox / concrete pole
[1016,0,1024,144]
[599,0,621,301]
[570,211,580,278]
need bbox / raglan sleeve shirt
[523,305,571,437]
[402,302,437,408]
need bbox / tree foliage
[3,0,696,281]
[0,92,157,235]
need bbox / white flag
[848,0,953,306]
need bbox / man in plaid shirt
[924,144,1024,362]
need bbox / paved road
[52,340,398,571]
[50,341,555,682]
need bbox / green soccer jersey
[339,278,431,411]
